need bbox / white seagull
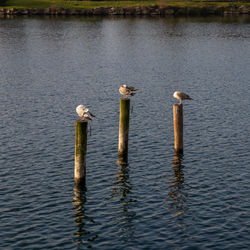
[119,84,138,98]
[173,91,192,104]
[76,104,95,121]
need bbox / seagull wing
[83,114,92,120]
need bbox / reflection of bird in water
[76,105,95,121]
[119,84,138,98]
[173,91,192,104]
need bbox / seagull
[119,84,138,98]
[76,104,95,121]
[173,91,192,104]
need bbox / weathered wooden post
[75,120,88,186]
[118,98,130,158]
[173,103,183,153]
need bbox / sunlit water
[0,16,250,249]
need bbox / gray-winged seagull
[173,91,192,104]
[119,84,138,98]
[76,104,95,121]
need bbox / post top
[121,97,130,101]
[173,103,183,107]
[76,119,88,123]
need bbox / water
[0,16,250,249]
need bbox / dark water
[0,16,250,249]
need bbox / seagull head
[77,104,85,109]
[76,104,88,114]
[173,91,180,99]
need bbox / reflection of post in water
[167,152,188,216]
[111,160,136,242]
[72,186,98,248]
[172,152,185,185]
[115,161,131,202]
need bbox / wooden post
[75,120,88,186]
[173,104,183,153]
[118,98,130,158]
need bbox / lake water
[0,15,250,249]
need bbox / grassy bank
[2,0,250,9]
[2,0,156,9]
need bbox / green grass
[160,0,250,7]
[2,0,157,9]
[2,0,250,9]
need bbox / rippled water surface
[0,16,250,249]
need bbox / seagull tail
[130,92,136,96]
[89,111,95,117]
[185,95,192,100]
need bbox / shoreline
[1,5,250,17]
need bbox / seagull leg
[88,123,92,136]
